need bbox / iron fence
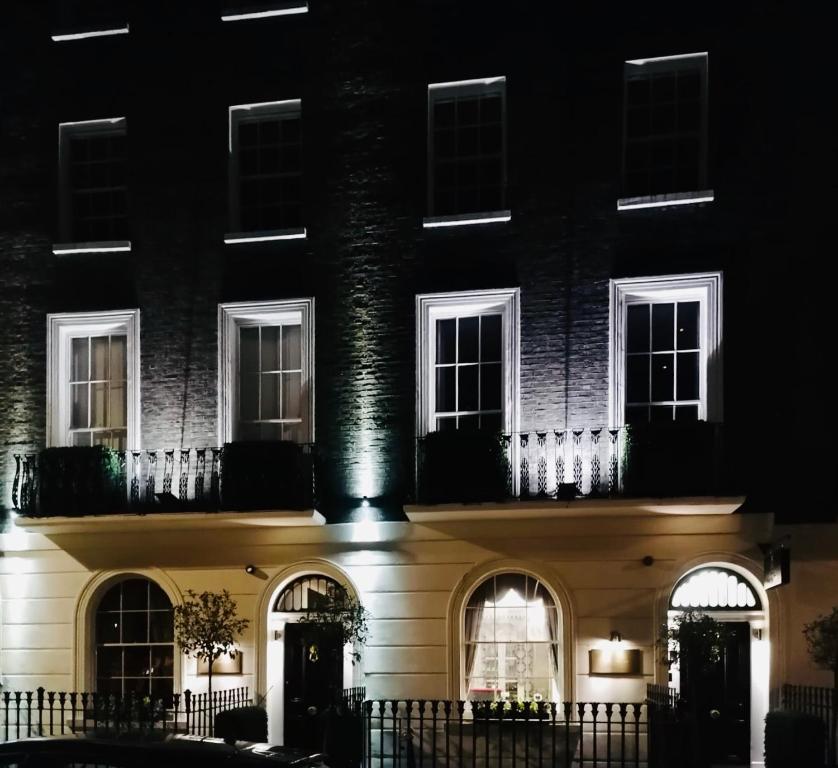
[0,686,250,742]
[782,683,837,767]
[362,700,648,768]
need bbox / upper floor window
[51,0,129,41]
[619,53,712,210]
[57,118,129,252]
[416,289,518,435]
[424,77,510,228]
[95,578,174,699]
[610,273,722,427]
[47,310,140,450]
[464,573,562,703]
[219,299,314,443]
[226,101,304,243]
[221,1,308,22]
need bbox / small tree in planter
[803,606,838,690]
[174,589,250,697]
[298,585,370,668]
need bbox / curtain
[541,589,561,684]
[464,580,494,690]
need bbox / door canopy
[670,567,762,611]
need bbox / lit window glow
[670,568,759,610]
[51,26,129,42]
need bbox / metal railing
[782,683,838,767]
[0,686,251,742]
[362,700,648,768]
[416,422,729,505]
[11,443,315,517]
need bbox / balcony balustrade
[10,441,315,518]
[416,421,730,505]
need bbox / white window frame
[618,52,712,211]
[424,76,510,229]
[51,25,129,42]
[609,272,722,427]
[221,1,308,22]
[218,298,315,444]
[226,100,305,244]
[46,309,141,449]
[55,117,131,255]
[416,288,519,437]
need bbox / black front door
[283,622,343,748]
[683,621,751,765]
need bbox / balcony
[10,441,316,520]
[414,422,738,509]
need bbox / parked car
[0,734,329,768]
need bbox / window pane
[651,354,674,401]
[240,373,259,421]
[282,372,302,420]
[458,365,479,411]
[436,416,457,431]
[240,327,259,373]
[651,304,675,352]
[261,373,280,420]
[122,580,148,611]
[149,610,174,643]
[436,319,456,364]
[481,412,502,432]
[650,405,673,422]
[435,367,455,413]
[111,335,127,380]
[96,611,121,645]
[282,325,302,370]
[626,405,648,425]
[626,305,649,353]
[458,317,479,363]
[124,646,150,677]
[261,326,280,371]
[151,649,174,677]
[677,352,699,400]
[148,583,170,610]
[480,315,502,362]
[677,302,700,349]
[626,356,649,403]
[109,383,126,428]
[481,363,502,411]
[121,612,148,644]
[91,383,108,428]
[675,404,699,421]
[458,414,479,430]
[91,336,109,380]
[72,338,89,381]
[71,383,89,428]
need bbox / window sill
[616,190,714,211]
[51,25,129,42]
[52,240,131,255]
[423,210,512,229]
[224,228,306,244]
[221,2,308,21]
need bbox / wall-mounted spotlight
[245,564,256,575]
[361,496,370,508]
[642,555,654,567]
[610,631,623,643]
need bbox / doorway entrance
[668,565,769,767]
[283,622,343,748]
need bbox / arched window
[95,578,174,699]
[464,573,561,703]
[274,575,344,612]
[670,567,762,610]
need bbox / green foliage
[658,609,733,670]
[36,446,123,517]
[215,705,268,745]
[220,441,313,510]
[298,585,370,664]
[764,710,825,768]
[173,589,250,695]
[487,700,548,717]
[803,606,838,687]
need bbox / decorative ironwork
[194,449,206,501]
[178,449,190,500]
[572,430,584,495]
[608,429,620,495]
[162,449,174,495]
[536,432,548,496]
[145,451,157,503]
[590,429,602,494]
[519,433,530,498]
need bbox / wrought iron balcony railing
[416,422,729,505]
[11,441,316,518]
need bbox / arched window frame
[273,574,345,613]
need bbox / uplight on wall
[197,652,243,676]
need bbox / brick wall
[0,0,823,522]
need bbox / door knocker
[308,643,319,662]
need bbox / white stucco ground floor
[1,499,836,766]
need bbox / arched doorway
[667,564,769,766]
[264,570,360,747]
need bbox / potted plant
[803,606,838,690]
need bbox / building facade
[0,1,834,765]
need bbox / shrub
[764,710,825,768]
[36,445,123,517]
[221,441,313,510]
[419,429,509,504]
[215,706,268,745]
